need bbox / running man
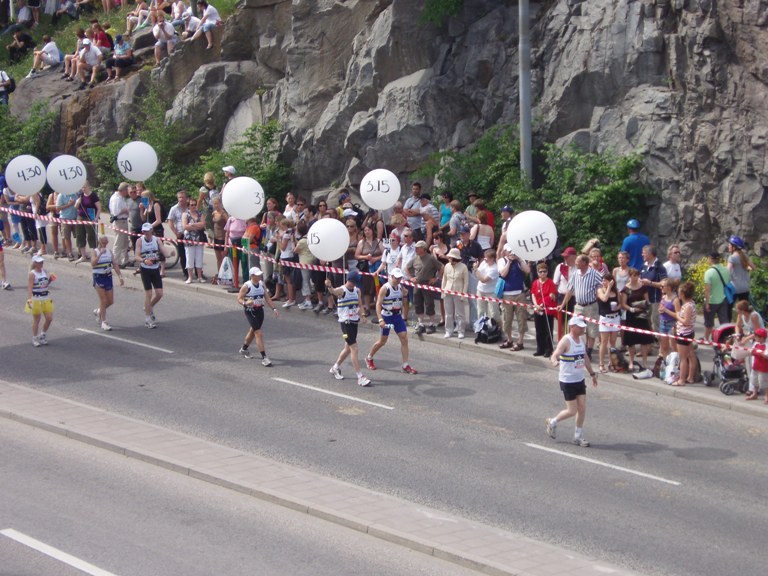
[237,267,279,366]
[91,235,124,331]
[26,255,55,347]
[545,316,598,447]
[326,268,371,387]
[135,222,166,328]
[365,268,418,374]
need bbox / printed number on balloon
[365,179,391,194]
[16,165,42,182]
[517,233,550,253]
[58,165,84,181]
[118,160,132,174]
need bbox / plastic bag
[218,256,234,286]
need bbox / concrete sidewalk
[0,379,641,576]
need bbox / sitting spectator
[6,28,35,63]
[1,0,33,37]
[104,34,133,82]
[125,0,150,37]
[153,11,177,66]
[169,0,187,28]
[27,0,40,26]
[26,35,60,78]
[75,38,103,90]
[74,0,95,15]
[0,69,11,105]
[51,0,78,26]
[61,28,87,81]
[186,0,221,50]
[180,9,200,39]
[101,0,113,13]
[91,20,113,56]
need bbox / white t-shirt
[167,203,187,233]
[153,21,176,43]
[663,260,682,281]
[41,41,60,64]
[476,261,499,293]
[80,45,102,67]
[203,5,221,24]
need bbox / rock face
[11,0,768,254]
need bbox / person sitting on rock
[75,37,103,90]
[169,0,188,28]
[26,35,60,78]
[180,10,200,40]
[125,0,150,37]
[104,34,134,82]
[6,28,35,63]
[0,0,34,37]
[61,28,87,82]
[186,0,221,50]
[153,11,178,66]
[74,0,96,16]
[91,20,114,56]
[51,0,78,25]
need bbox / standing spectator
[73,182,100,264]
[182,197,207,283]
[658,278,680,359]
[365,268,418,374]
[560,254,602,359]
[495,205,515,256]
[402,182,424,241]
[355,223,383,316]
[703,251,731,341]
[277,218,297,306]
[197,170,218,233]
[0,230,9,289]
[726,235,753,303]
[666,281,697,386]
[596,273,621,372]
[621,218,650,271]
[236,267,279,366]
[458,224,483,325]
[224,212,248,288]
[553,246,577,337]
[441,247,468,339]
[438,191,452,229]
[326,269,371,387]
[108,182,131,268]
[55,189,78,260]
[620,268,654,370]
[463,191,479,224]
[545,316,598,447]
[418,193,439,245]
[104,34,134,82]
[26,255,55,347]
[45,191,60,259]
[406,240,442,335]
[640,244,667,335]
[612,250,631,292]
[446,200,466,247]
[531,261,558,358]
[374,233,401,280]
[497,246,529,351]
[166,189,190,279]
[186,0,221,50]
[210,196,228,282]
[153,11,177,66]
[473,248,500,324]
[126,184,142,256]
[470,210,494,250]
[663,244,682,281]
[294,220,314,310]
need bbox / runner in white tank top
[325,269,371,387]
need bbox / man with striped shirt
[559,254,602,358]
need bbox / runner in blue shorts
[365,268,418,374]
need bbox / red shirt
[531,278,558,316]
[753,342,768,373]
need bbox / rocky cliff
[12,0,768,254]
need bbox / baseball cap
[459,225,471,234]
[569,317,587,329]
[32,255,44,263]
[562,246,577,256]
[390,268,404,279]
[222,165,236,175]
[755,328,768,339]
[501,205,513,213]
[342,208,358,218]
[346,268,361,282]
[467,191,478,198]
[115,34,123,42]
[415,240,428,249]
[82,38,91,45]
[141,222,153,232]
[249,267,263,276]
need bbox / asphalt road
[0,417,483,576]
[1,254,767,576]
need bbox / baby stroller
[702,324,748,395]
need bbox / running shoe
[150,312,156,322]
[457,333,465,339]
[365,357,377,370]
[145,321,157,329]
[101,322,112,332]
[443,332,452,339]
[38,332,48,345]
[1,281,10,290]
[545,418,556,439]
[572,437,590,447]
[32,336,40,347]
[313,303,324,314]
[330,365,344,380]
[261,357,273,367]
[185,278,193,284]
[21,246,31,253]
[357,375,372,387]
[402,364,418,375]
[239,347,251,359]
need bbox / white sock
[333,364,339,370]
[575,427,583,438]
[356,372,362,378]
[550,418,557,426]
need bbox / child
[746,327,768,401]
[531,262,557,358]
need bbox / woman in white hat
[237,267,279,366]
[26,255,56,347]
[441,248,468,339]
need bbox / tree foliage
[0,103,57,168]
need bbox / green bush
[0,103,57,167]
[749,255,768,316]
[684,256,711,306]
[421,0,465,24]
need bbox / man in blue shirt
[621,218,650,270]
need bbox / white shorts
[749,369,768,392]
[599,314,621,333]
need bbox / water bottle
[12,232,21,244]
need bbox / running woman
[365,268,418,374]
[135,222,167,328]
[545,316,599,447]
[91,235,124,331]
[26,255,55,347]
[237,267,279,366]
[326,268,371,387]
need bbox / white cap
[342,208,358,218]
[569,317,587,329]
[31,255,44,263]
[249,267,263,276]
[141,222,153,232]
[390,268,404,279]
[222,165,236,175]
[82,38,91,45]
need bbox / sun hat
[249,267,263,276]
[459,225,471,234]
[141,222,153,232]
[342,208,358,218]
[447,248,461,260]
[390,268,404,279]
[569,317,587,329]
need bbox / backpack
[609,347,630,373]
[473,315,502,344]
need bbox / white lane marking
[76,328,174,354]
[524,443,682,486]
[272,377,394,410]
[1,528,120,576]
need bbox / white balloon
[360,168,401,210]
[117,141,159,181]
[5,154,47,195]
[221,177,265,220]
[307,218,348,262]
[505,210,558,261]
[46,155,87,195]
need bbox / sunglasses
[347,225,356,229]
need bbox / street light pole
[519,0,532,181]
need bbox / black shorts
[676,331,694,346]
[214,237,226,252]
[560,380,586,401]
[140,267,163,291]
[340,321,359,345]
[245,307,264,331]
